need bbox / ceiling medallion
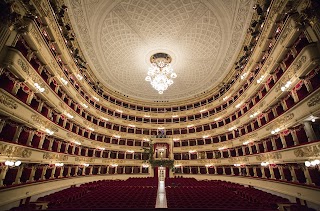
[145,53,177,94]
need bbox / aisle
[155,181,167,208]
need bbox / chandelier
[145,53,177,94]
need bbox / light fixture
[128,124,136,128]
[205,164,213,167]
[93,96,100,101]
[187,125,194,128]
[189,150,197,153]
[34,83,45,93]
[243,141,251,145]
[257,75,265,84]
[305,160,320,167]
[116,109,123,113]
[173,138,180,141]
[98,147,105,150]
[172,115,179,118]
[234,164,241,167]
[143,138,150,142]
[250,111,260,118]
[126,150,134,153]
[60,77,68,85]
[101,117,109,121]
[73,140,81,145]
[202,135,210,139]
[76,74,83,80]
[110,163,118,167]
[82,103,88,108]
[88,127,94,131]
[261,162,269,166]
[83,163,89,167]
[5,160,22,166]
[271,128,280,134]
[281,81,292,92]
[218,147,226,150]
[45,128,54,135]
[113,135,121,139]
[223,96,229,101]
[142,163,149,168]
[240,72,248,80]
[144,115,150,118]
[228,126,237,131]
[65,112,74,119]
[55,163,64,167]
[174,164,182,167]
[200,109,207,113]
[235,103,242,108]
[145,53,177,94]
[214,117,221,121]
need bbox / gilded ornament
[0,94,18,109]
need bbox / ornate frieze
[197,159,221,164]
[256,152,282,161]
[228,157,249,163]
[0,143,32,158]
[31,114,59,133]
[43,152,68,161]
[265,113,294,131]
[294,144,320,157]
[0,93,18,109]
[307,93,320,107]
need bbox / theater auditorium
[0,0,319,210]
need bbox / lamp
[145,53,177,94]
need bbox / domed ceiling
[66,0,254,102]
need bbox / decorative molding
[256,152,282,161]
[75,157,95,162]
[0,143,32,158]
[197,159,221,164]
[228,157,249,163]
[293,144,320,157]
[307,93,320,107]
[43,152,68,161]
[265,113,294,131]
[31,114,59,133]
[0,93,18,109]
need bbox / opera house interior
[0,0,320,210]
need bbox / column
[279,166,285,181]
[67,166,71,177]
[82,167,86,176]
[253,167,258,177]
[304,122,317,142]
[13,126,23,143]
[262,141,267,152]
[57,142,62,152]
[270,137,277,150]
[14,166,24,185]
[28,166,36,182]
[114,166,118,174]
[248,145,253,154]
[74,166,79,176]
[245,166,250,176]
[235,148,239,157]
[131,167,134,174]
[0,166,9,186]
[85,149,88,156]
[269,166,275,179]
[97,166,101,175]
[222,166,226,175]
[48,139,54,151]
[303,166,315,185]
[140,166,143,174]
[65,143,69,153]
[26,130,35,146]
[205,166,209,174]
[197,166,201,174]
[59,167,64,178]
[38,135,46,149]
[106,166,110,174]
[291,130,299,145]
[289,166,298,182]
[50,166,56,179]
[279,134,287,148]
[261,167,266,178]
[0,120,6,133]
[230,167,235,175]
[255,143,260,153]
[214,166,218,175]
[71,145,76,154]
[41,166,48,180]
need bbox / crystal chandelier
[145,53,177,94]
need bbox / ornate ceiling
[66,0,255,102]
